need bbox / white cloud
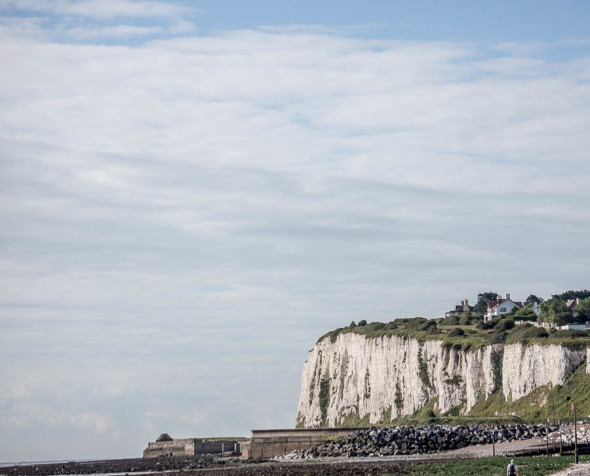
[169,19,196,34]
[0,21,589,461]
[67,23,164,39]
[70,412,109,434]
[0,15,48,40]
[62,20,196,40]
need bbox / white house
[484,293,524,322]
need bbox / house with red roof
[484,293,523,322]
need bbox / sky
[1,0,589,463]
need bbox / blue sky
[189,0,590,42]
[0,0,589,463]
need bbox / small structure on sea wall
[143,433,243,458]
[242,428,360,459]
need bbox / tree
[459,311,474,325]
[473,292,499,315]
[539,299,573,326]
[573,298,590,323]
[513,306,537,321]
[525,294,541,306]
[552,289,590,301]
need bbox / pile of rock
[283,424,557,459]
[548,425,590,445]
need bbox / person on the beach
[507,459,518,476]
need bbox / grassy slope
[403,456,590,476]
[469,363,590,422]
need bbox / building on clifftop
[445,298,472,318]
[484,293,523,322]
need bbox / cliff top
[318,316,590,351]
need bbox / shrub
[418,320,437,331]
[440,315,460,326]
[358,320,367,327]
[459,313,471,325]
[476,320,494,330]
[521,326,548,338]
[553,329,589,339]
[496,318,515,331]
[448,328,465,337]
[407,317,428,328]
[490,331,507,344]
[507,325,549,343]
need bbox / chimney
[506,293,511,300]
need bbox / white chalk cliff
[501,343,586,401]
[296,333,590,428]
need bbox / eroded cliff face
[296,334,589,428]
[296,333,502,428]
[502,343,586,401]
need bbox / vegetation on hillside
[468,362,590,423]
[317,316,590,351]
[318,288,590,349]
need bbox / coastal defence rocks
[283,424,556,459]
[296,333,589,428]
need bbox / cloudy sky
[1,0,589,463]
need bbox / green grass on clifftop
[317,317,590,351]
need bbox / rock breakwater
[548,425,590,446]
[282,424,556,459]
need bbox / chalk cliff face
[501,343,586,401]
[296,333,589,428]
